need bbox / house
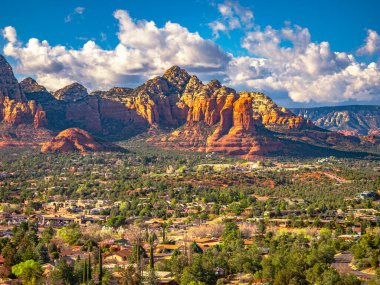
[105,248,132,263]
[155,244,182,254]
[356,191,377,200]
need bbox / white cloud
[357,29,380,56]
[75,7,85,14]
[230,23,380,103]
[2,10,230,91]
[2,26,17,43]
[209,0,254,38]
[65,6,85,23]
[114,10,229,71]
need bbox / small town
[0,147,379,284]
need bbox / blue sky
[1,0,380,107]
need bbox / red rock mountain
[0,56,47,128]
[41,128,121,153]
[0,54,374,157]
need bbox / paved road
[332,251,375,280]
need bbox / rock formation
[0,55,47,128]
[53,83,88,102]
[149,70,311,157]
[0,55,26,102]
[41,128,122,153]
[1,53,371,157]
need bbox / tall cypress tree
[83,260,87,284]
[88,254,92,281]
[162,223,166,244]
[99,247,103,285]
[149,236,154,270]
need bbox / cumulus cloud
[357,29,380,56]
[2,26,17,43]
[209,0,254,38]
[65,6,85,23]
[1,10,230,91]
[228,23,380,103]
[114,10,229,71]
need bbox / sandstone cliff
[0,56,47,128]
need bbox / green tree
[49,259,75,285]
[120,265,142,285]
[41,227,55,244]
[57,223,82,245]
[12,260,43,285]
[191,242,203,254]
[34,243,49,263]
[2,242,16,267]
[99,247,103,285]
[180,255,217,285]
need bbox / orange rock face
[0,56,47,129]
[41,128,122,153]
[0,92,48,128]
[206,93,283,158]
[34,105,47,128]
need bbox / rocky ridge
[291,105,380,136]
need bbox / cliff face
[206,93,283,156]
[0,56,47,128]
[291,105,380,135]
[0,55,26,102]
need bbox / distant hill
[291,105,380,136]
